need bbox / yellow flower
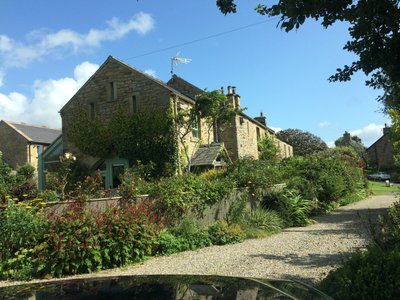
[17,202,23,205]
[13,197,18,201]
[5,195,10,199]
[25,206,32,209]
[23,194,28,198]
[39,202,46,206]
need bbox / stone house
[44,56,292,188]
[168,75,293,161]
[367,125,395,169]
[0,120,61,171]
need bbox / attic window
[131,95,137,113]
[109,81,117,100]
[89,103,95,120]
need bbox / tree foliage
[335,131,369,164]
[276,128,328,156]
[195,90,239,142]
[258,135,280,163]
[217,0,400,111]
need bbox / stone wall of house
[275,138,293,158]
[61,57,214,170]
[368,134,395,169]
[0,122,28,169]
[176,100,214,168]
[61,57,176,168]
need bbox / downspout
[172,95,181,175]
[38,147,44,191]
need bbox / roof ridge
[9,121,61,131]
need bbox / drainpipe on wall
[172,95,182,175]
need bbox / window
[89,103,95,120]
[256,127,260,140]
[192,116,199,139]
[131,95,137,113]
[109,81,117,100]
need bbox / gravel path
[0,194,397,287]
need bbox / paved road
[0,194,397,287]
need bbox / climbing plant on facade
[68,103,178,178]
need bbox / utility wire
[122,18,278,61]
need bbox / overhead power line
[122,18,277,61]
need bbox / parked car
[0,274,333,299]
[368,172,391,181]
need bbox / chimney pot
[227,86,232,94]
[232,86,236,94]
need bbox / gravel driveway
[0,194,397,287]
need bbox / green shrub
[37,200,162,277]
[319,247,400,299]
[263,189,313,227]
[281,152,367,212]
[155,231,186,255]
[146,173,234,224]
[227,158,282,196]
[258,136,280,163]
[208,220,244,245]
[0,202,48,263]
[0,202,49,280]
[247,208,284,233]
[372,201,400,251]
[169,217,212,251]
[226,195,248,225]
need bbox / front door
[98,157,129,189]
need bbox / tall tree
[216,0,400,111]
[276,128,328,156]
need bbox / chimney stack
[254,112,266,126]
[383,123,391,135]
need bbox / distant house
[0,120,61,171]
[41,56,292,189]
[367,125,395,169]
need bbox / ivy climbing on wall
[68,103,178,178]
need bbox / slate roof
[190,143,229,167]
[7,121,61,144]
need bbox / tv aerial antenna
[171,51,191,74]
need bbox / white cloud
[269,126,282,133]
[350,123,385,147]
[0,61,99,128]
[0,12,155,67]
[327,141,335,148]
[0,92,28,119]
[144,69,157,78]
[319,121,331,128]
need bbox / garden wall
[32,185,285,225]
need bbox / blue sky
[0,0,390,147]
